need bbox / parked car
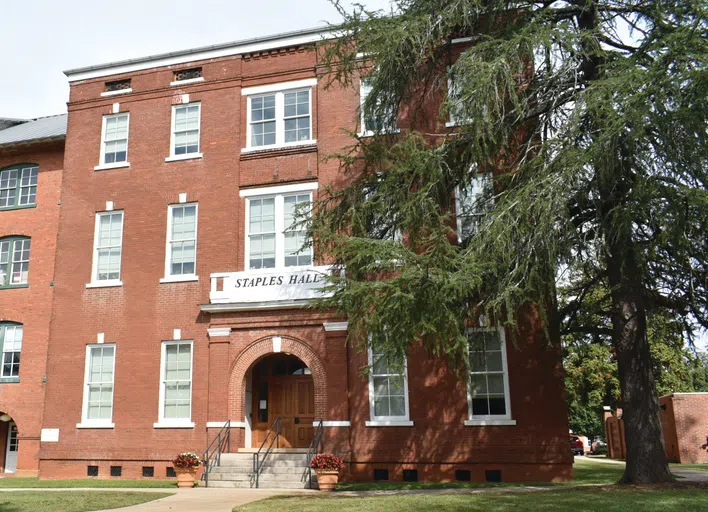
[570,435,585,456]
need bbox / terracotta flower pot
[174,467,197,488]
[315,469,339,491]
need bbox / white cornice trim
[323,322,349,332]
[200,299,311,313]
[241,78,318,96]
[207,327,231,337]
[66,30,333,82]
[239,181,319,198]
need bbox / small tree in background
[312,0,708,484]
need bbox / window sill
[100,88,133,97]
[170,77,205,87]
[0,378,20,384]
[160,275,199,283]
[464,419,516,426]
[241,140,317,156]
[153,421,195,429]
[0,284,29,290]
[0,204,37,211]
[76,422,115,429]
[86,280,123,289]
[94,162,130,171]
[165,153,203,163]
[358,129,400,138]
[365,420,414,427]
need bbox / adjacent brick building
[0,115,66,476]
[2,28,572,483]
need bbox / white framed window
[366,348,412,426]
[465,327,514,425]
[162,204,198,281]
[79,344,116,428]
[169,103,201,159]
[90,211,124,286]
[156,340,194,428]
[455,172,493,243]
[359,79,397,136]
[446,76,464,127]
[99,113,129,167]
[244,81,316,151]
[0,237,30,287]
[244,185,314,270]
[0,323,22,381]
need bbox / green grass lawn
[0,491,172,512]
[0,478,177,488]
[234,487,708,512]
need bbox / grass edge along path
[0,490,173,512]
[0,477,178,488]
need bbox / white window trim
[100,88,133,97]
[88,210,124,287]
[466,326,514,423]
[97,113,130,169]
[243,85,315,153]
[244,191,314,271]
[169,77,205,87]
[161,203,199,282]
[239,181,318,198]
[358,79,399,137]
[367,347,412,425]
[155,339,195,429]
[455,172,492,243]
[167,102,202,160]
[77,343,116,429]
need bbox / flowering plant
[309,453,345,471]
[172,452,202,469]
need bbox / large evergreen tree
[313,0,708,483]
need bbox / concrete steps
[205,451,317,489]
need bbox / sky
[0,0,388,119]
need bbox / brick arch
[228,335,328,422]
[0,405,22,434]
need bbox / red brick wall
[40,43,571,482]
[667,394,708,464]
[0,142,63,476]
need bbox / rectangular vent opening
[110,465,122,477]
[455,469,471,482]
[485,469,502,482]
[142,466,154,478]
[167,467,176,478]
[174,68,202,82]
[87,465,99,477]
[105,79,131,92]
[402,469,418,482]
[373,469,389,481]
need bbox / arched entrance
[250,354,315,448]
[0,413,18,474]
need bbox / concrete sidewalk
[578,455,708,482]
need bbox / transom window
[0,236,30,288]
[456,172,493,243]
[165,204,197,278]
[0,165,38,209]
[81,344,115,424]
[467,328,511,420]
[100,114,129,165]
[246,192,312,270]
[247,88,312,149]
[368,348,410,422]
[0,323,22,380]
[159,341,193,422]
[92,211,124,283]
[171,103,201,156]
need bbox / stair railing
[252,417,282,488]
[201,420,231,488]
[306,420,324,489]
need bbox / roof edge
[64,26,336,83]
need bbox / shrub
[172,452,202,469]
[309,453,345,471]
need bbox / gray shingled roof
[0,114,67,147]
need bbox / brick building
[0,115,66,476]
[28,27,572,484]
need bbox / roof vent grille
[174,67,202,82]
[105,79,131,92]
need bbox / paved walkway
[578,455,708,482]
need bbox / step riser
[208,474,310,482]
[207,480,317,489]
[215,461,309,469]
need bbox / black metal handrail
[306,420,324,489]
[253,417,282,488]
[202,420,231,488]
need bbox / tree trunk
[606,240,674,484]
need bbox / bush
[309,453,345,471]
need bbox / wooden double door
[251,355,315,448]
